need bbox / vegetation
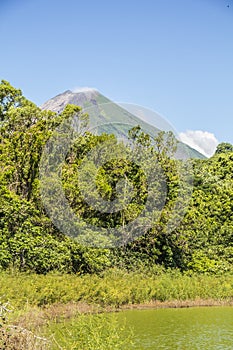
[1,269,233,310]
[46,313,134,350]
[1,80,232,275]
[0,80,232,348]
[0,269,233,348]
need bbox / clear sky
[0,0,232,156]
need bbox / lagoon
[117,306,233,349]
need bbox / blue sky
[0,0,232,155]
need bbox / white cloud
[72,87,97,93]
[179,130,219,157]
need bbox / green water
[117,307,233,349]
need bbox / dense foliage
[0,81,232,274]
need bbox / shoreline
[14,298,233,330]
[118,299,233,310]
[5,298,232,348]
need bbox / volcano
[41,88,206,160]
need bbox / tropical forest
[0,80,233,349]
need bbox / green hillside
[42,90,206,160]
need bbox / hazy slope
[41,89,206,160]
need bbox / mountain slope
[41,89,206,160]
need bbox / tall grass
[0,269,233,311]
[46,313,134,350]
[1,268,233,349]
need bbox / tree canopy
[215,142,233,154]
[0,80,233,274]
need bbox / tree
[1,81,233,274]
[215,142,233,154]
[0,80,25,122]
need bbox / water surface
[117,306,233,349]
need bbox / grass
[0,268,233,349]
[0,268,233,310]
[45,313,134,350]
